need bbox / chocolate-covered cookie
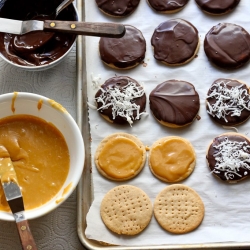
[195,0,240,15]
[95,0,140,17]
[207,133,250,182]
[204,23,250,69]
[206,78,250,126]
[149,80,200,127]
[151,19,199,66]
[147,0,189,13]
[95,76,146,126]
[99,25,146,69]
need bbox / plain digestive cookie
[95,133,146,181]
[154,184,205,234]
[149,136,196,183]
[100,185,153,235]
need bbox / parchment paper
[85,0,250,246]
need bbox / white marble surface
[0,46,86,250]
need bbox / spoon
[12,0,75,53]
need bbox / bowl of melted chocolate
[0,0,78,70]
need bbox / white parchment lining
[85,0,250,246]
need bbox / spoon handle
[44,20,126,38]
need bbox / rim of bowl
[0,92,85,221]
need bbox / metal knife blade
[0,158,37,250]
[0,18,126,38]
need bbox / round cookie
[99,25,146,70]
[204,23,250,69]
[154,184,205,234]
[206,78,250,126]
[149,136,196,183]
[95,0,140,17]
[195,0,240,15]
[149,80,200,127]
[151,19,199,66]
[95,133,146,181]
[147,0,189,13]
[95,76,146,126]
[100,185,153,235]
[206,132,250,183]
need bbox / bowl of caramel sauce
[0,0,78,70]
[0,92,84,221]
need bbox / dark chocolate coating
[95,76,146,125]
[95,0,140,17]
[0,0,77,67]
[99,25,146,69]
[151,19,199,65]
[195,0,240,15]
[149,80,200,126]
[207,134,250,182]
[148,0,189,12]
[204,23,250,69]
[206,78,250,126]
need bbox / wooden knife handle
[44,20,126,38]
[16,220,37,250]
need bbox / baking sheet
[78,0,250,249]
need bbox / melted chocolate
[0,0,77,67]
[195,0,240,15]
[204,23,250,69]
[148,0,189,12]
[206,78,250,126]
[99,25,146,69]
[95,76,146,125]
[95,0,140,17]
[149,80,200,126]
[151,19,199,65]
[207,134,250,182]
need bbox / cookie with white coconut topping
[95,76,146,126]
[206,79,250,126]
[206,132,250,183]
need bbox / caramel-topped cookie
[206,78,250,126]
[204,23,250,69]
[95,76,146,126]
[195,0,240,15]
[95,133,146,181]
[151,19,199,66]
[95,0,140,17]
[99,25,146,69]
[149,80,200,127]
[147,0,189,13]
[206,132,250,183]
[149,136,196,183]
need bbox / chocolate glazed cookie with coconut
[151,19,199,66]
[149,80,200,127]
[147,0,189,13]
[206,78,250,126]
[95,76,146,126]
[207,133,250,183]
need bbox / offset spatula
[0,18,126,38]
[0,158,37,250]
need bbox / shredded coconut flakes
[207,80,250,122]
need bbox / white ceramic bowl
[0,92,84,221]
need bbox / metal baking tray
[76,1,250,249]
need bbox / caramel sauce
[98,137,143,179]
[37,99,43,110]
[0,115,70,211]
[150,138,195,182]
[11,92,18,113]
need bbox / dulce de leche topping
[149,137,195,182]
[95,0,140,17]
[151,19,199,65]
[97,136,144,180]
[204,23,250,69]
[195,0,240,15]
[0,0,77,67]
[149,80,200,126]
[148,0,189,12]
